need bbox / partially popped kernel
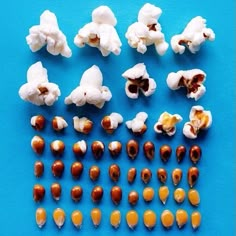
[74,6,122,56]
[18,62,60,106]
[101,113,123,134]
[154,112,183,136]
[126,112,148,135]
[26,10,72,57]
[166,69,206,101]
[125,3,168,55]
[171,16,215,54]
[73,116,93,134]
[183,105,212,139]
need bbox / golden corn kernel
[143,210,156,230]
[172,168,182,186]
[174,188,186,204]
[71,210,83,228]
[188,189,200,206]
[176,209,188,228]
[53,208,65,228]
[110,210,121,228]
[91,208,102,227]
[191,211,201,229]
[143,187,154,202]
[126,210,139,229]
[161,210,174,228]
[35,207,46,228]
[158,186,169,204]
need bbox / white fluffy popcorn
[73,116,93,134]
[126,112,148,135]
[125,3,168,55]
[101,112,123,133]
[154,112,182,136]
[183,105,212,139]
[166,69,206,101]
[122,63,156,99]
[171,16,215,54]
[65,65,112,108]
[26,10,72,57]
[74,6,122,56]
[18,61,60,106]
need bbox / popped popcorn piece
[183,105,212,139]
[65,65,112,108]
[126,112,148,135]
[171,16,215,54]
[26,10,72,57]
[122,63,156,99]
[74,6,122,56]
[154,112,183,136]
[101,112,123,133]
[18,61,60,106]
[125,3,168,55]
[73,116,93,134]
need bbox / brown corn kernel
[189,145,201,164]
[126,210,138,229]
[143,141,155,160]
[126,140,139,160]
[110,186,122,205]
[108,141,122,156]
[33,184,45,202]
[176,209,188,228]
[157,168,167,184]
[174,188,186,203]
[51,160,64,177]
[188,167,199,188]
[127,167,137,184]
[143,210,157,230]
[109,164,120,182]
[160,145,172,162]
[89,165,100,181]
[31,115,45,131]
[31,135,45,154]
[91,186,103,203]
[191,211,201,229]
[158,186,169,204]
[51,116,68,131]
[51,183,61,201]
[141,168,152,184]
[128,190,139,205]
[172,168,182,186]
[71,161,83,179]
[53,208,65,228]
[72,140,87,157]
[35,207,46,228]
[91,141,104,159]
[188,189,200,206]
[101,116,115,133]
[34,161,44,177]
[143,187,154,202]
[161,210,174,228]
[71,186,83,202]
[176,145,186,163]
[50,140,65,156]
[91,208,101,227]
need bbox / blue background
[0,0,235,235]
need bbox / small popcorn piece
[26,10,72,57]
[74,6,122,56]
[171,16,215,54]
[65,65,112,108]
[101,112,123,133]
[183,105,212,139]
[126,112,148,135]
[73,116,93,134]
[122,63,156,99]
[125,3,168,55]
[18,61,60,106]
[166,69,206,101]
[154,112,183,136]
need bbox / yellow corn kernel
[53,208,65,228]
[191,211,201,229]
[35,207,46,228]
[110,210,121,228]
[174,188,186,203]
[188,189,200,206]
[91,208,101,227]
[176,209,188,228]
[158,186,169,204]
[143,187,154,202]
[161,210,174,228]
[71,210,83,228]
[126,210,138,229]
[143,210,156,230]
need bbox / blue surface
[0,0,235,235]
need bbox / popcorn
[154,112,183,136]
[183,105,212,139]
[171,16,215,54]
[73,116,93,134]
[101,112,123,133]
[122,63,156,99]
[26,10,72,57]
[18,61,60,106]
[125,3,168,55]
[74,6,122,56]
[126,112,148,135]
[166,69,206,101]
[65,65,112,108]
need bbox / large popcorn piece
[101,112,123,134]
[19,62,60,106]
[74,6,122,56]
[65,65,112,108]
[154,112,182,136]
[125,3,168,55]
[126,112,148,135]
[122,63,156,99]
[183,105,212,139]
[166,69,206,101]
[26,10,72,57]
[171,16,215,54]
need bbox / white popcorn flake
[125,3,168,55]
[171,16,215,54]
[74,6,122,56]
[126,112,148,135]
[18,61,60,106]
[26,10,72,57]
